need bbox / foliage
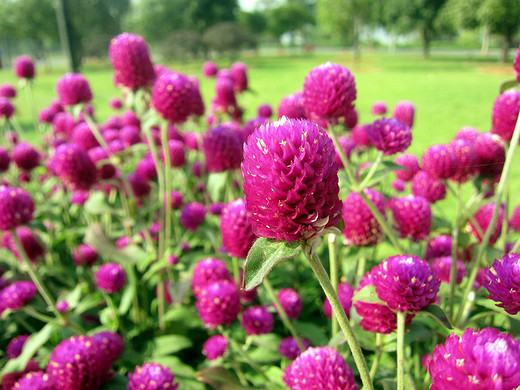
[161,30,204,61]
[267,2,315,44]
[202,23,257,56]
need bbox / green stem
[83,110,109,151]
[455,110,520,326]
[161,121,173,257]
[232,256,241,286]
[448,184,461,320]
[23,306,55,323]
[370,333,383,380]
[446,183,484,238]
[263,278,305,352]
[157,272,166,330]
[23,82,39,137]
[359,151,384,188]
[101,290,120,332]
[327,124,358,190]
[225,331,270,381]
[304,242,374,390]
[356,255,367,287]
[397,311,406,390]
[510,235,520,254]
[328,234,339,338]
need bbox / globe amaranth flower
[474,132,505,178]
[242,117,342,242]
[212,76,237,115]
[109,33,156,90]
[12,142,40,171]
[56,301,69,313]
[191,257,232,299]
[283,346,359,390]
[431,256,466,284]
[241,305,274,335]
[0,83,17,98]
[72,244,98,266]
[278,92,306,119]
[196,280,241,329]
[279,337,310,360]
[50,143,98,191]
[0,146,10,173]
[127,172,151,199]
[277,288,303,319]
[14,56,35,79]
[371,100,387,116]
[0,186,34,230]
[258,103,273,118]
[203,335,227,360]
[202,125,243,172]
[485,253,520,315]
[454,126,480,144]
[411,170,446,203]
[2,227,45,263]
[231,62,248,92]
[302,62,356,122]
[220,199,256,258]
[91,331,124,362]
[511,204,520,232]
[351,123,372,148]
[492,89,520,142]
[180,202,207,232]
[425,234,453,260]
[342,189,386,247]
[202,61,218,78]
[429,328,520,390]
[7,335,29,359]
[152,72,194,124]
[161,140,186,168]
[449,139,478,183]
[1,281,37,310]
[56,73,93,106]
[0,97,15,120]
[95,263,126,293]
[128,363,179,390]
[323,282,354,319]
[13,371,54,390]
[422,144,458,179]
[390,195,432,241]
[467,202,505,246]
[392,100,415,127]
[394,153,420,181]
[372,255,440,313]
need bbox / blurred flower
[203,335,227,360]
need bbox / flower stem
[101,290,120,332]
[161,121,173,256]
[369,333,383,380]
[23,81,39,137]
[396,311,406,390]
[303,242,374,390]
[328,234,339,338]
[327,125,358,190]
[448,184,461,320]
[359,151,384,188]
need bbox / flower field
[0,32,520,390]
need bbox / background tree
[238,10,268,37]
[202,22,257,58]
[267,3,314,48]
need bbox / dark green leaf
[152,335,193,357]
[432,215,452,231]
[100,374,129,389]
[500,79,520,94]
[242,237,301,291]
[381,160,408,172]
[419,305,453,330]
[475,298,520,321]
[293,321,328,346]
[195,366,254,390]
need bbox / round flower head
[0,97,15,119]
[392,179,405,192]
[191,257,232,299]
[203,335,227,360]
[242,116,270,144]
[467,202,505,246]
[72,122,100,150]
[213,76,237,114]
[120,125,141,146]
[162,140,186,167]
[127,172,151,198]
[91,331,124,362]
[1,281,37,310]
[391,195,432,241]
[152,72,193,124]
[344,108,358,129]
[0,83,17,98]
[515,45,520,82]
[56,73,93,106]
[391,100,415,127]
[136,155,157,181]
[474,132,505,178]
[14,56,35,79]
[0,186,34,230]
[88,147,116,180]
[425,234,453,260]
[50,143,98,191]
[411,170,446,203]
[39,107,57,124]
[511,204,520,231]
[277,288,303,319]
[180,202,207,231]
[394,153,420,182]
[302,62,356,122]
[7,335,29,359]
[455,126,480,143]
[372,255,440,313]
[202,61,218,78]
[371,101,387,116]
[278,92,306,119]
[12,142,40,171]
[196,280,241,329]
[342,189,386,246]
[242,117,342,242]
[2,227,45,263]
[485,253,520,315]
[14,372,54,390]
[449,139,478,183]
[258,103,273,118]
[422,144,458,179]
[95,263,126,293]
[429,328,520,390]
[56,301,69,313]
[241,305,274,335]
[128,363,178,390]
[231,62,248,92]
[203,125,243,172]
[0,146,10,173]
[73,244,98,266]
[351,123,372,148]
[220,199,256,258]
[492,89,520,142]
[109,33,155,90]
[431,256,466,284]
[279,337,310,360]
[323,282,354,319]
[283,346,359,390]
[109,97,122,110]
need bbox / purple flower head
[56,73,93,106]
[231,62,248,92]
[56,301,69,313]
[455,126,480,143]
[127,172,151,198]
[109,97,123,110]
[203,335,227,360]
[128,363,178,390]
[342,189,386,247]
[278,92,306,119]
[392,179,405,192]
[0,83,17,98]
[136,155,157,181]
[449,139,478,183]
[203,125,243,172]
[303,62,356,122]
[334,136,356,169]
[120,125,141,146]
[391,100,415,127]
[88,147,116,180]
[492,89,520,142]
[39,107,57,124]
[12,142,40,171]
[188,76,205,117]
[2,227,45,263]
[192,257,232,299]
[241,305,274,335]
[209,202,225,215]
[13,371,54,390]
[52,112,76,139]
[390,195,432,241]
[70,123,100,150]
[213,76,237,114]
[91,331,124,362]
[511,204,520,231]
[411,170,446,203]
[180,202,206,232]
[283,346,359,390]
[7,335,29,359]
[432,256,466,284]
[425,234,453,260]
[1,281,37,310]
[0,186,34,230]
[344,108,358,129]
[351,124,372,148]
[109,33,155,90]
[0,146,10,173]
[95,263,126,293]
[323,282,354,319]
[73,244,98,266]
[279,337,310,360]
[152,72,193,124]
[196,280,241,329]
[485,253,520,315]
[467,202,505,246]
[220,199,256,258]
[474,132,505,178]
[394,153,420,181]
[242,117,342,242]
[429,328,520,390]
[202,61,218,78]
[258,103,273,118]
[422,144,458,179]
[242,116,270,144]
[371,100,387,116]
[277,288,303,319]
[2,360,42,390]
[14,56,35,79]
[170,190,183,210]
[161,139,186,167]
[372,255,440,313]
[50,143,98,191]
[0,97,15,119]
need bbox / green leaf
[100,374,129,389]
[381,160,408,172]
[243,237,301,291]
[150,356,195,378]
[419,305,453,330]
[353,284,385,305]
[328,331,346,348]
[195,366,254,390]
[500,79,520,94]
[84,192,121,215]
[152,335,193,357]
[207,172,228,202]
[475,298,520,321]
[265,366,285,386]
[293,321,328,346]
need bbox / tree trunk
[55,0,80,72]
[422,27,432,59]
[500,34,511,63]
[481,25,490,57]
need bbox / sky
[238,0,257,11]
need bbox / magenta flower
[302,62,356,122]
[431,256,466,284]
[0,186,34,230]
[91,331,124,362]
[511,204,520,231]
[278,92,306,119]
[0,83,17,98]
[422,144,458,179]
[56,73,93,106]
[279,337,310,360]
[202,125,243,172]
[449,139,478,183]
[127,172,151,198]
[50,143,98,191]
[467,202,505,246]
[391,195,432,241]
[128,363,179,390]
[454,126,480,143]
[72,244,98,266]
[323,282,354,319]
[2,227,45,263]
[180,202,207,231]
[0,146,10,172]
[12,142,40,171]
[372,255,440,313]
[258,103,273,118]
[203,335,227,360]
[277,288,303,319]
[411,170,446,203]
[13,371,54,390]
[95,263,126,293]
[231,62,248,92]
[152,72,193,124]
[391,100,415,127]
[212,76,237,114]
[162,140,186,167]
[14,56,35,79]
[283,347,359,390]
[196,280,241,329]
[191,257,232,299]
[0,281,37,310]
[56,301,69,313]
[425,234,453,260]
[241,305,274,335]
[429,328,520,390]
[0,97,15,119]
[242,116,270,144]
[88,147,116,180]
[492,89,520,142]
[220,199,256,258]
[485,253,520,315]
[6,335,29,359]
[394,153,420,181]
[351,123,372,148]
[371,100,387,116]
[474,132,505,178]
[202,61,218,78]
[242,117,342,242]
